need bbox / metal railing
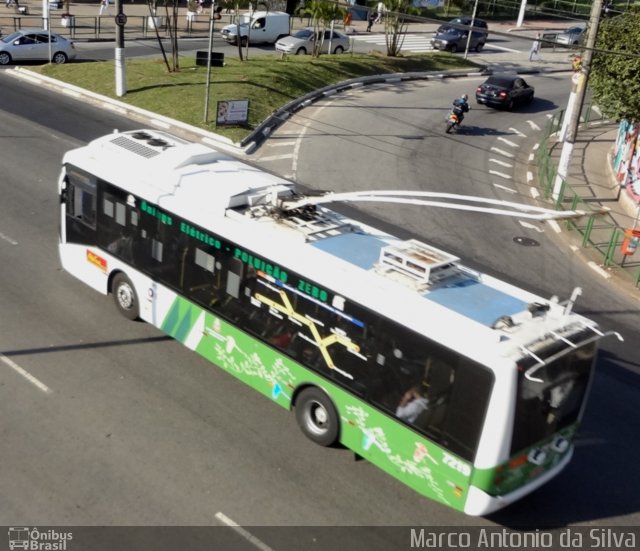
[536,105,640,287]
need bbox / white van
[221,11,291,46]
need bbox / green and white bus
[58,129,613,515]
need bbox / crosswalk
[352,32,435,53]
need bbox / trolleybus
[58,129,616,515]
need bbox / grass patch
[32,51,479,143]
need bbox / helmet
[461,94,469,101]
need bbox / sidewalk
[543,123,640,292]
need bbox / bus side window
[226,257,243,298]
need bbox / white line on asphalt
[489,158,512,168]
[269,141,297,147]
[519,221,545,233]
[547,220,562,233]
[588,261,612,279]
[490,147,514,158]
[530,186,539,198]
[509,127,527,138]
[215,512,274,551]
[527,171,533,182]
[527,120,541,131]
[259,154,293,162]
[532,143,540,151]
[528,153,535,161]
[0,353,51,394]
[486,44,521,53]
[497,137,519,148]
[0,232,18,245]
[493,183,517,193]
[489,170,512,179]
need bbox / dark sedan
[475,75,534,110]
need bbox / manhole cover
[514,236,540,247]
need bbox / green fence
[536,106,640,287]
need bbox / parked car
[431,17,488,53]
[555,25,587,46]
[275,28,351,55]
[475,75,535,110]
[0,29,75,65]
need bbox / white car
[0,29,76,65]
[555,25,586,46]
[275,28,350,55]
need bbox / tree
[589,7,640,122]
[296,0,344,57]
[147,0,181,72]
[381,0,419,57]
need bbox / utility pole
[115,0,127,97]
[552,0,604,200]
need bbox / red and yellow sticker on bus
[87,249,107,272]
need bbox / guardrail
[0,11,231,39]
[536,106,640,287]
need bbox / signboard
[115,12,127,26]
[216,100,249,127]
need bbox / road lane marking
[519,221,544,233]
[489,158,512,168]
[215,512,274,551]
[489,170,512,179]
[588,261,611,279]
[527,120,541,131]
[509,127,526,138]
[527,171,534,182]
[497,137,519,148]
[547,219,562,233]
[0,353,51,394]
[530,187,540,199]
[493,183,517,193]
[490,147,514,158]
[0,232,18,245]
[259,154,293,162]
[269,141,297,147]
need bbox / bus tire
[295,387,339,446]
[112,273,139,321]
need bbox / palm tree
[295,0,343,57]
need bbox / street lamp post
[463,0,479,60]
[552,0,604,200]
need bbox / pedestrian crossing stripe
[353,33,435,53]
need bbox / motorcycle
[445,111,461,134]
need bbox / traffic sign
[115,13,127,26]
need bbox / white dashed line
[1,353,51,394]
[490,147,515,158]
[497,137,519,148]
[547,219,562,233]
[526,171,534,182]
[588,261,612,279]
[493,183,517,193]
[509,127,526,138]
[519,221,545,233]
[215,512,275,551]
[489,158,513,168]
[259,154,293,162]
[527,120,541,131]
[0,232,18,245]
[489,170,512,179]
[530,187,540,199]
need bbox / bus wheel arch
[294,385,340,447]
[110,271,140,321]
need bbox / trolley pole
[115,0,127,97]
[552,0,604,200]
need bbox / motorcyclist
[451,93,470,125]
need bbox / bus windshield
[511,336,597,454]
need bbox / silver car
[0,29,76,65]
[275,28,350,55]
[555,25,586,46]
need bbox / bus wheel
[112,273,139,320]
[295,387,339,446]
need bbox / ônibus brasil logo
[8,528,73,550]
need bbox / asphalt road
[0,65,639,549]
